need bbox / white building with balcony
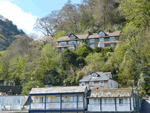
[29,86,87,113]
[87,88,141,113]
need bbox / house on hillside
[0,95,28,111]
[79,72,118,90]
[87,88,142,113]
[29,86,87,113]
[56,30,121,50]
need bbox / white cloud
[0,0,37,34]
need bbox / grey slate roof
[89,88,133,98]
[30,86,87,94]
[79,72,110,82]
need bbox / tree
[22,80,44,95]
[76,44,93,58]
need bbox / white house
[87,88,142,113]
[0,95,28,111]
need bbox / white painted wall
[0,95,28,110]
[88,97,134,112]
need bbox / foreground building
[87,88,142,113]
[29,86,87,113]
[56,30,121,50]
[79,72,118,90]
[0,95,28,111]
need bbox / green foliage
[85,53,105,72]
[76,44,93,58]
[54,30,67,40]
[22,80,44,95]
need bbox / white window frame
[98,31,105,36]
[69,46,75,49]
[99,38,104,42]
[100,81,104,87]
[92,73,97,78]
[89,39,95,43]
[110,37,115,41]
[77,40,83,44]
[81,82,85,86]
[61,48,64,50]
[110,44,115,47]
[90,44,95,48]
[68,41,76,45]
[59,42,67,46]
[89,81,94,86]
[70,96,77,102]
[56,97,60,102]
[69,34,76,39]
[78,96,83,102]
[46,97,51,102]
[99,43,105,47]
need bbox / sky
[0,0,82,35]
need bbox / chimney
[108,28,111,33]
[88,31,92,35]
[87,68,91,75]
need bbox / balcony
[88,103,131,112]
[30,102,83,110]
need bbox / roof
[30,86,87,94]
[79,72,110,82]
[56,45,74,48]
[57,31,121,42]
[89,88,133,98]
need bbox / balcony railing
[30,102,84,110]
[88,103,131,112]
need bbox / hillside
[0,0,149,96]
[0,15,25,51]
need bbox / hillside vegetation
[0,0,149,96]
[0,15,25,50]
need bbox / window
[99,38,104,42]
[70,96,77,102]
[98,31,105,36]
[124,98,128,106]
[99,43,105,47]
[59,42,67,46]
[56,97,60,102]
[78,96,83,102]
[90,45,95,48]
[89,81,94,86]
[69,46,75,49]
[68,41,76,45]
[62,97,64,102]
[119,99,123,106]
[104,99,107,105]
[89,39,95,43]
[110,44,115,47]
[69,34,76,39]
[77,40,83,44]
[92,73,97,78]
[46,97,51,102]
[100,81,104,86]
[81,82,85,86]
[13,98,20,104]
[61,48,64,51]
[110,37,115,41]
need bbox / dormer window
[69,34,76,39]
[92,73,97,78]
[98,31,105,36]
